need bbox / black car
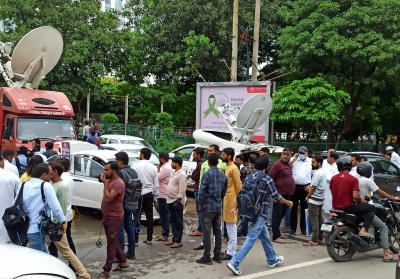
[341,152,400,197]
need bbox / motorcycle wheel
[389,221,400,254]
[327,225,355,262]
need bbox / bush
[101,113,118,123]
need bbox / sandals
[274,238,287,244]
[112,263,129,271]
[155,235,169,241]
[189,230,203,236]
[96,272,110,279]
[383,256,397,263]
[143,240,152,245]
[303,241,318,246]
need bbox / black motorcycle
[322,197,400,262]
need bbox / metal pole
[86,92,90,120]
[125,95,128,135]
[270,81,276,144]
[161,100,164,113]
[251,0,261,81]
[231,0,239,82]
[246,41,250,81]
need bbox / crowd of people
[2,141,400,278]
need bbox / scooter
[322,197,400,262]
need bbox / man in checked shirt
[227,156,293,276]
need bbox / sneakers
[288,230,296,236]
[227,263,242,275]
[268,256,284,268]
[171,242,183,248]
[196,256,212,265]
[125,251,135,260]
[212,256,222,263]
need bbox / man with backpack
[13,146,29,176]
[227,156,293,276]
[116,151,139,260]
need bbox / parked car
[0,242,76,278]
[102,143,160,165]
[100,134,154,150]
[47,150,159,221]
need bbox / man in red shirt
[330,157,376,237]
[98,162,129,279]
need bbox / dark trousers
[118,208,135,254]
[103,217,126,272]
[240,220,249,236]
[344,203,376,230]
[142,192,154,241]
[272,194,290,240]
[194,191,202,232]
[168,201,184,243]
[309,203,323,243]
[133,201,141,244]
[157,198,170,238]
[290,185,308,232]
[201,209,222,257]
[49,221,76,271]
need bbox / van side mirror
[2,126,11,140]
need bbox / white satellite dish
[0,26,63,89]
[217,93,272,145]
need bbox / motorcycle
[322,197,400,262]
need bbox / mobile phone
[98,174,102,183]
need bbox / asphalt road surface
[64,197,397,279]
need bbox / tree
[155,112,175,132]
[277,0,400,142]
[270,77,350,142]
[0,0,130,112]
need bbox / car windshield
[107,157,140,167]
[125,149,160,165]
[17,118,75,141]
[120,139,152,149]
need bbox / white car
[101,134,154,150]
[0,242,75,278]
[102,143,160,165]
[48,150,160,221]
[169,144,208,180]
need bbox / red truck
[0,87,76,153]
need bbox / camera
[38,211,62,242]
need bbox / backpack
[2,182,29,246]
[120,169,142,211]
[15,157,29,177]
[237,172,266,221]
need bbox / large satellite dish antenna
[218,93,272,144]
[0,26,63,89]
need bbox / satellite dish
[0,26,63,89]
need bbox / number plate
[321,224,332,232]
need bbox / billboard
[196,81,271,142]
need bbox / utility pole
[86,92,90,120]
[124,95,128,135]
[231,0,239,82]
[251,0,261,81]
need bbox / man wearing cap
[386,146,400,168]
[289,146,312,236]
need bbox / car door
[70,155,104,209]
[371,159,400,197]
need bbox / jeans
[118,209,136,254]
[168,201,184,242]
[308,203,323,243]
[271,194,289,240]
[103,217,126,272]
[344,203,376,230]
[27,232,49,254]
[230,215,278,267]
[201,209,222,257]
[284,208,290,227]
[290,185,308,232]
[194,191,202,232]
[157,198,170,238]
[371,216,389,249]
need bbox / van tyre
[326,226,355,262]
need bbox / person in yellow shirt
[20,155,44,182]
[221,147,242,261]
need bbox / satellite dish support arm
[219,109,239,142]
[14,54,45,89]
[234,108,264,144]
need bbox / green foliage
[101,113,118,123]
[155,112,175,132]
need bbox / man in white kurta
[322,152,339,220]
[0,155,22,243]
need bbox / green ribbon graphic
[203,95,220,118]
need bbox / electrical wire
[78,224,103,260]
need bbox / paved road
[66,206,397,279]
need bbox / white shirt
[358,176,379,199]
[292,157,312,185]
[391,152,400,168]
[4,160,19,177]
[132,159,159,201]
[34,152,47,163]
[323,160,339,182]
[83,125,90,136]
[0,168,21,243]
[61,172,74,222]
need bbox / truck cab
[0,87,76,152]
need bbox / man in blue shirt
[227,156,293,276]
[19,163,66,253]
[196,154,227,265]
